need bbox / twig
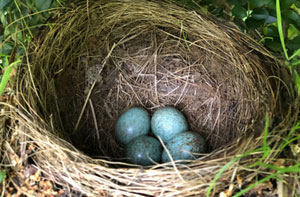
[158,137,185,182]
[1,178,5,197]
[73,43,116,133]
[89,99,99,140]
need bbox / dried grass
[1,0,298,196]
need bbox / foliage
[176,0,300,66]
[207,115,300,197]
[0,170,6,183]
[0,0,62,94]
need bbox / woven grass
[3,0,299,195]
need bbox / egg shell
[126,136,162,166]
[115,107,150,145]
[151,107,188,143]
[161,131,207,163]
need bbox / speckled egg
[126,136,162,166]
[161,131,207,163]
[151,107,188,143]
[115,107,150,145]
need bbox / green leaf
[265,8,277,23]
[0,42,14,55]
[20,5,29,17]
[51,0,59,8]
[0,12,8,27]
[281,122,300,149]
[265,38,283,52]
[252,8,269,20]
[250,0,271,8]
[267,0,276,9]
[199,0,214,6]
[0,0,12,11]
[0,171,6,183]
[34,0,52,11]
[287,36,300,52]
[265,15,277,23]
[207,157,241,197]
[290,48,300,60]
[26,0,37,11]
[0,60,21,95]
[245,17,265,29]
[232,5,247,19]
[295,71,300,94]
[276,0,289,60]
[28,14,40,26]
[288,24,300,39]
[207,5,216,13]
[291,59,300,66]
[233,174,278,197]
[229,0,248,6]
[280,0,295,10]
[295,0,300,7]
[265,25,279,37]
[42,11,50,19]
[282,10,300,25]
[233,18,247,32]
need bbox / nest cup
[12,0,295,195]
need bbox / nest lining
[52,16,275,160]
[8,0,297,196]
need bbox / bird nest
[4,0,298,196]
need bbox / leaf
[34,0,52,11]
[250,0,271,8]
[291,59,300,66]
[265,8,277,23]
[233,174,278,197]
[289,48,300,60]
[50,0,59,8]
[0,60,21,95]
[267,1,276,9]
[233,17,247,31]
[0,12,8,27]
[265,25,279,37]
[207,157,241,197]
[0,171,6,183]
[20,4,29,17]
[265,38,283,52]
[295,0,300,8]
[252,8,269,20]
[282,10,300,25]
[199,0,214,6]
[251,8,276,24]
[287,36,300,52]
[0,42,14,55]
[265,16,277,23]
[211,6,224,16]
[276,0,289,60]
[245,17,265,29]
[0,0,12,11]
[232,5,247,19]
[26,0,37,12]
[229,0,248,6]
[295,71,300,94]
[280,0,295,10]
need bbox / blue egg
[161,132,207,163]
[151,107,188,143]
[126,136,162,166]
[115,107,150,145]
